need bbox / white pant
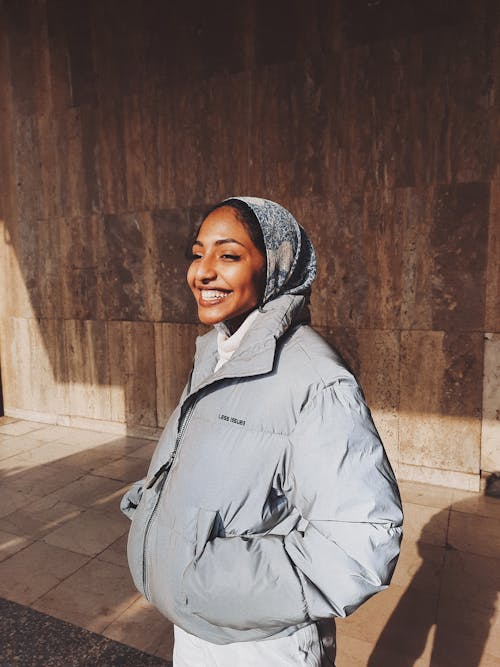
[173,623,335,666]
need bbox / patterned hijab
[229,196,317,304]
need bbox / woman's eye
[190,253,202,260]
[221,254,240,261]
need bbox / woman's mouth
[199,289,231,305]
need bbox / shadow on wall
[367,498,500,667]
[0,0,496,442]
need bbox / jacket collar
[188,294,310,397]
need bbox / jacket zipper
[142,398,197,601]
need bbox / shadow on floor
[368,498,499,667]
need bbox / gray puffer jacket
[121,293,403,645]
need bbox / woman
[121,197,403,666]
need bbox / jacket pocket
[193,507,220,560]
[180,507,220,607]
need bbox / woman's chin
[196,306,254,331]
[196,307,226,326]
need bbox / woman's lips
[198,289,231,306]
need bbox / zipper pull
[146,456,174,489]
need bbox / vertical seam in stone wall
[153,320,160,429]
[245,0,254,193]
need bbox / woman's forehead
[197,208,253,244]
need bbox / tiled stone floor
[0,416,499,666]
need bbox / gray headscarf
[228,196,317,304]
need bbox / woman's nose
[196,255,217,282]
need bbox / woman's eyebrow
[215,238,245,247]
[192,238,246,248]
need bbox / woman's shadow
[367,496,500,666]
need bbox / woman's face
[187,206,266,331]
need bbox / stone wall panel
[96,101,127,215]
[158,73,251,209]
[150,208,199,324]
[323,326,400,468]
[100,213,149,321]
[59,215,100,321]
[3,0,36,114]
[154,323,200,426]
[107,321,156,427]
[123,95,161,213]
[400,330,482,474]
[341,0,474,46]
[64,319,111,421]
[485,180,500,331]
[253,0,324,67]
[430,183,489,331]
[401,184,489,331]
[0,317,68,417]
[250,59,334,202]
[481,333,500,473]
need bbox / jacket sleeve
[182,378,403,632]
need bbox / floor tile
[451,493,500,521]
[54,429,125,447]
[0,541,89,605]
[0,420,45,436]
[0,446,53,475]
[337,583,439,648]
[97,436,156,459]
[43,508,129,557]
[27,425,93,442]
[390,539,445,593]
[92,456,149,483]
[336,630,433,667]
[33,559,141,633]
[128,441,157,460]
[399,480,458,510]
[0,530,33,562]
[45,473,126,509]
[0,496,83,539]
[98,534,129,568]
[0,488,42,519]
[432,549,500,663]
[2,441,117,472]
[448,510,500,559]
[0,416,17,426]
[3,463,84,497]
[0,443,79,468]
[432,606,500,665]
[56,448,119,472]
[0,435,44,460]
[439,550,500,613]
[103,596,173,660]
[401,502,449,547]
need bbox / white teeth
[201,290,228,301]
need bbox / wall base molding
[4,408,162,441]
[398,462,480,492]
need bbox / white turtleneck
[214,309,260,373]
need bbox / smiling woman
[187,203,266,332]
[121,196,403,667]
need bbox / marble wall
[0,0,498,488]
